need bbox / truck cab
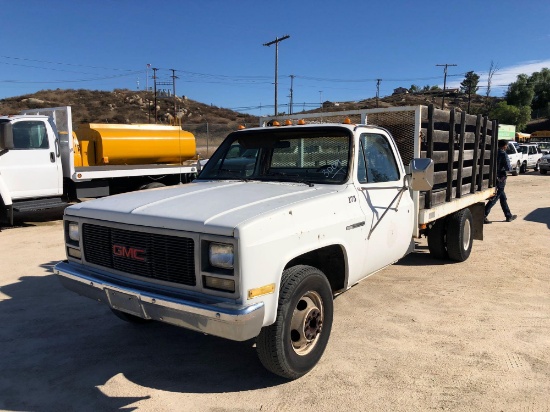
[0,114,66,224]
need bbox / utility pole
[436,63,457,108]
[152,67,158,123]
[146,63,151,92]
[170,69,178,119]
[289,74,295,114]
[376,78,382,108]
[263,34,290,116]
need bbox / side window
[12,121,49,149]
[357,133,400,183]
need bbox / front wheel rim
[289,291,324,356]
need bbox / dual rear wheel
[427,208,473,262]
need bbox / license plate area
[105,288,146,318]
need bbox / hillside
[0,89,258,126]
[0,88,547,132]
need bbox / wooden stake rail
[419,105,497,210]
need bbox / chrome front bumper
[54,261,265,341]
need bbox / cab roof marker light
[297,119,306,125]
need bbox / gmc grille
[82,223,196,286]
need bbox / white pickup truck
[54,105,498,379]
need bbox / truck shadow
[0,206,66,230]
[393,245,449,266]
[524,207,550,229]
[0,266,286,411]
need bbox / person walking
[484,139,517,223]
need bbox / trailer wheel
[111,308,151,324]
[446,208,473,262]
[256,265,333,380]
[139,182,166,190]
[427,218,448,260]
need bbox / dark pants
[485,180,511,219]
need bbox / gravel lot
[1,172,549,412]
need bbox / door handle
[50,152,55,163]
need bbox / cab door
[1,120,61,199]
[354,131,414,277]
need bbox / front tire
[520,163,527,174]
[511,162,520,176]
[541,169,548,175]
[446,208,473,262]
[256,265,333,380]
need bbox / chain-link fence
[181,123,252,158]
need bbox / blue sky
[1,0,549,116]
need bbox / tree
[409,84,420,93]
[506,74,535,107]
[530,68,550,117]
[486,61,499,98]
[490,101,532,131]
[460,71,480,95]
[460,71,480,113]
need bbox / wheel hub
[290,291,324,356]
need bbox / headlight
[68,222,80,242]
[209,243,234,269]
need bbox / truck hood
[66,181,342,236]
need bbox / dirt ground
[1,172,549,412]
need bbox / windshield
[506,144,517,155]
[198,127,352,185]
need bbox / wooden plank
[421,129,477,144]
[446,109,456,202]
[425,105,434,209]
[478,116,488,191]
[470,114,482,194]
[433,166,474,185]
[456,111,466,198]
[489,120,498,187]
[422,150,476,164]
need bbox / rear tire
[541,169,548,175]
[428,218,448,260]
[256,265,333,380]
[446,208,473,262]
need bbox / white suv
[518,144,543,173]
[505,141,522,176]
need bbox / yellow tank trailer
[73,123,196,167]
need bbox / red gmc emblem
[112,245,147,262]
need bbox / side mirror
[409,158,434,191]
[0,122,14,150]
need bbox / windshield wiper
[264,171,314,187]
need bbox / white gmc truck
[54,106,498,379]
